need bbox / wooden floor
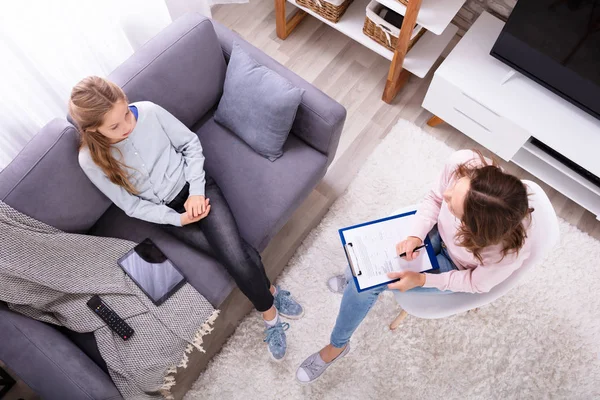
[213,0,600,244]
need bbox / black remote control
[87,295,134,341]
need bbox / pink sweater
[411,150,532,293]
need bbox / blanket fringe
[160,376,176,400]
[160,309,220,399]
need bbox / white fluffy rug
[187,120,600,399]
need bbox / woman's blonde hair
[454,150,534,263]
[69,76,138,194]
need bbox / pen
[397,244,427,258]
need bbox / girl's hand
[180,198,210,226]
[185,195,206,219]
[386,271,426,292]
[395,236,423,261]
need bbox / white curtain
[0,0,173,170]
[165,0,249,19]
[165,0,213,20]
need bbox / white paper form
[341,211,436,291]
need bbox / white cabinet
[423,12,600,219]
[424,75,530,160]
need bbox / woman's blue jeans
[330,226,457,348]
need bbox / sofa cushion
[0,119,112,232]
[212,21,347,163]
[56,327,108,374]
[108,14,226,128]
[215,42,304,161]
[88,205,234,307]
[194,117,328,251]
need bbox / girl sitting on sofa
[69,76,303,361]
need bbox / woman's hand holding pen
[181,196,211,226]
[395,236,423,261]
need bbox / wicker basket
[297,0,353,23]
[363,1,425,52]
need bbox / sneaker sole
[295,344,351,385]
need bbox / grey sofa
[0,14,345,400]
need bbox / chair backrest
[394,180,560,318]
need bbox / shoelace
[263,322,290,345]
[275,289,293,304]
[302,355,325,377]
[275,289,299,311]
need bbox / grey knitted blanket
[0,201,218,399]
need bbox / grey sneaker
[274,286,304,319]
[264,320,290,362]
[296,343,351,384]
[327,274,348,294]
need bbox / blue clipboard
[339,210,440,292]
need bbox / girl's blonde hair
[68,76,138,194]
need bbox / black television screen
[490,0,600,120]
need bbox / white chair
[390,180,559,330]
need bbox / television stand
[529,138,600,190]
[423,12,600,219]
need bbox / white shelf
[512,146,600,219]
[404,23,457,78]
[374,0,466,35]
[287,0,458,78]
[288,0,393,59]
[522,141,600,198]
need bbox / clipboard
[339,210,439,292]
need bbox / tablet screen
[118,239,186,305]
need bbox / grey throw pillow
[215,42,305,161]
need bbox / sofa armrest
[211,20,347,166]
[0,304,122,400]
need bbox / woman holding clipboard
[296,149,535,383]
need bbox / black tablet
[117,238,186,306]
